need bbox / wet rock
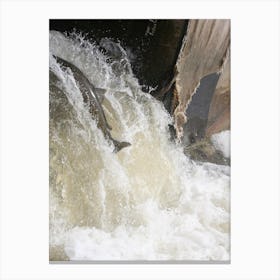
[184,138,230,165]
[206,56,230,136]
[173,19,230,140]
[182,72,221,145]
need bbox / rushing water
[49,31,230,261]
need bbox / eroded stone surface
[184,139,230,166]
[174,19,230,140]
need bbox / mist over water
[49,31,230,261]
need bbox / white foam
[211,130,231,158]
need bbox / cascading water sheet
[49,31,230,261]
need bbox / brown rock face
[206,55,230,136]
[173,19,230,140]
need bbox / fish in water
[51,56,131,152]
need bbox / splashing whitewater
[49,31,230,261]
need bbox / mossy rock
[184,139,230,165]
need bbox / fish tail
[112,139,131,153]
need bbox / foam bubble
[211,130,231,158]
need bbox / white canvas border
[0,0,279,279]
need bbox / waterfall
[49,30,230,261]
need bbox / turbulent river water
[49,31,230,261]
